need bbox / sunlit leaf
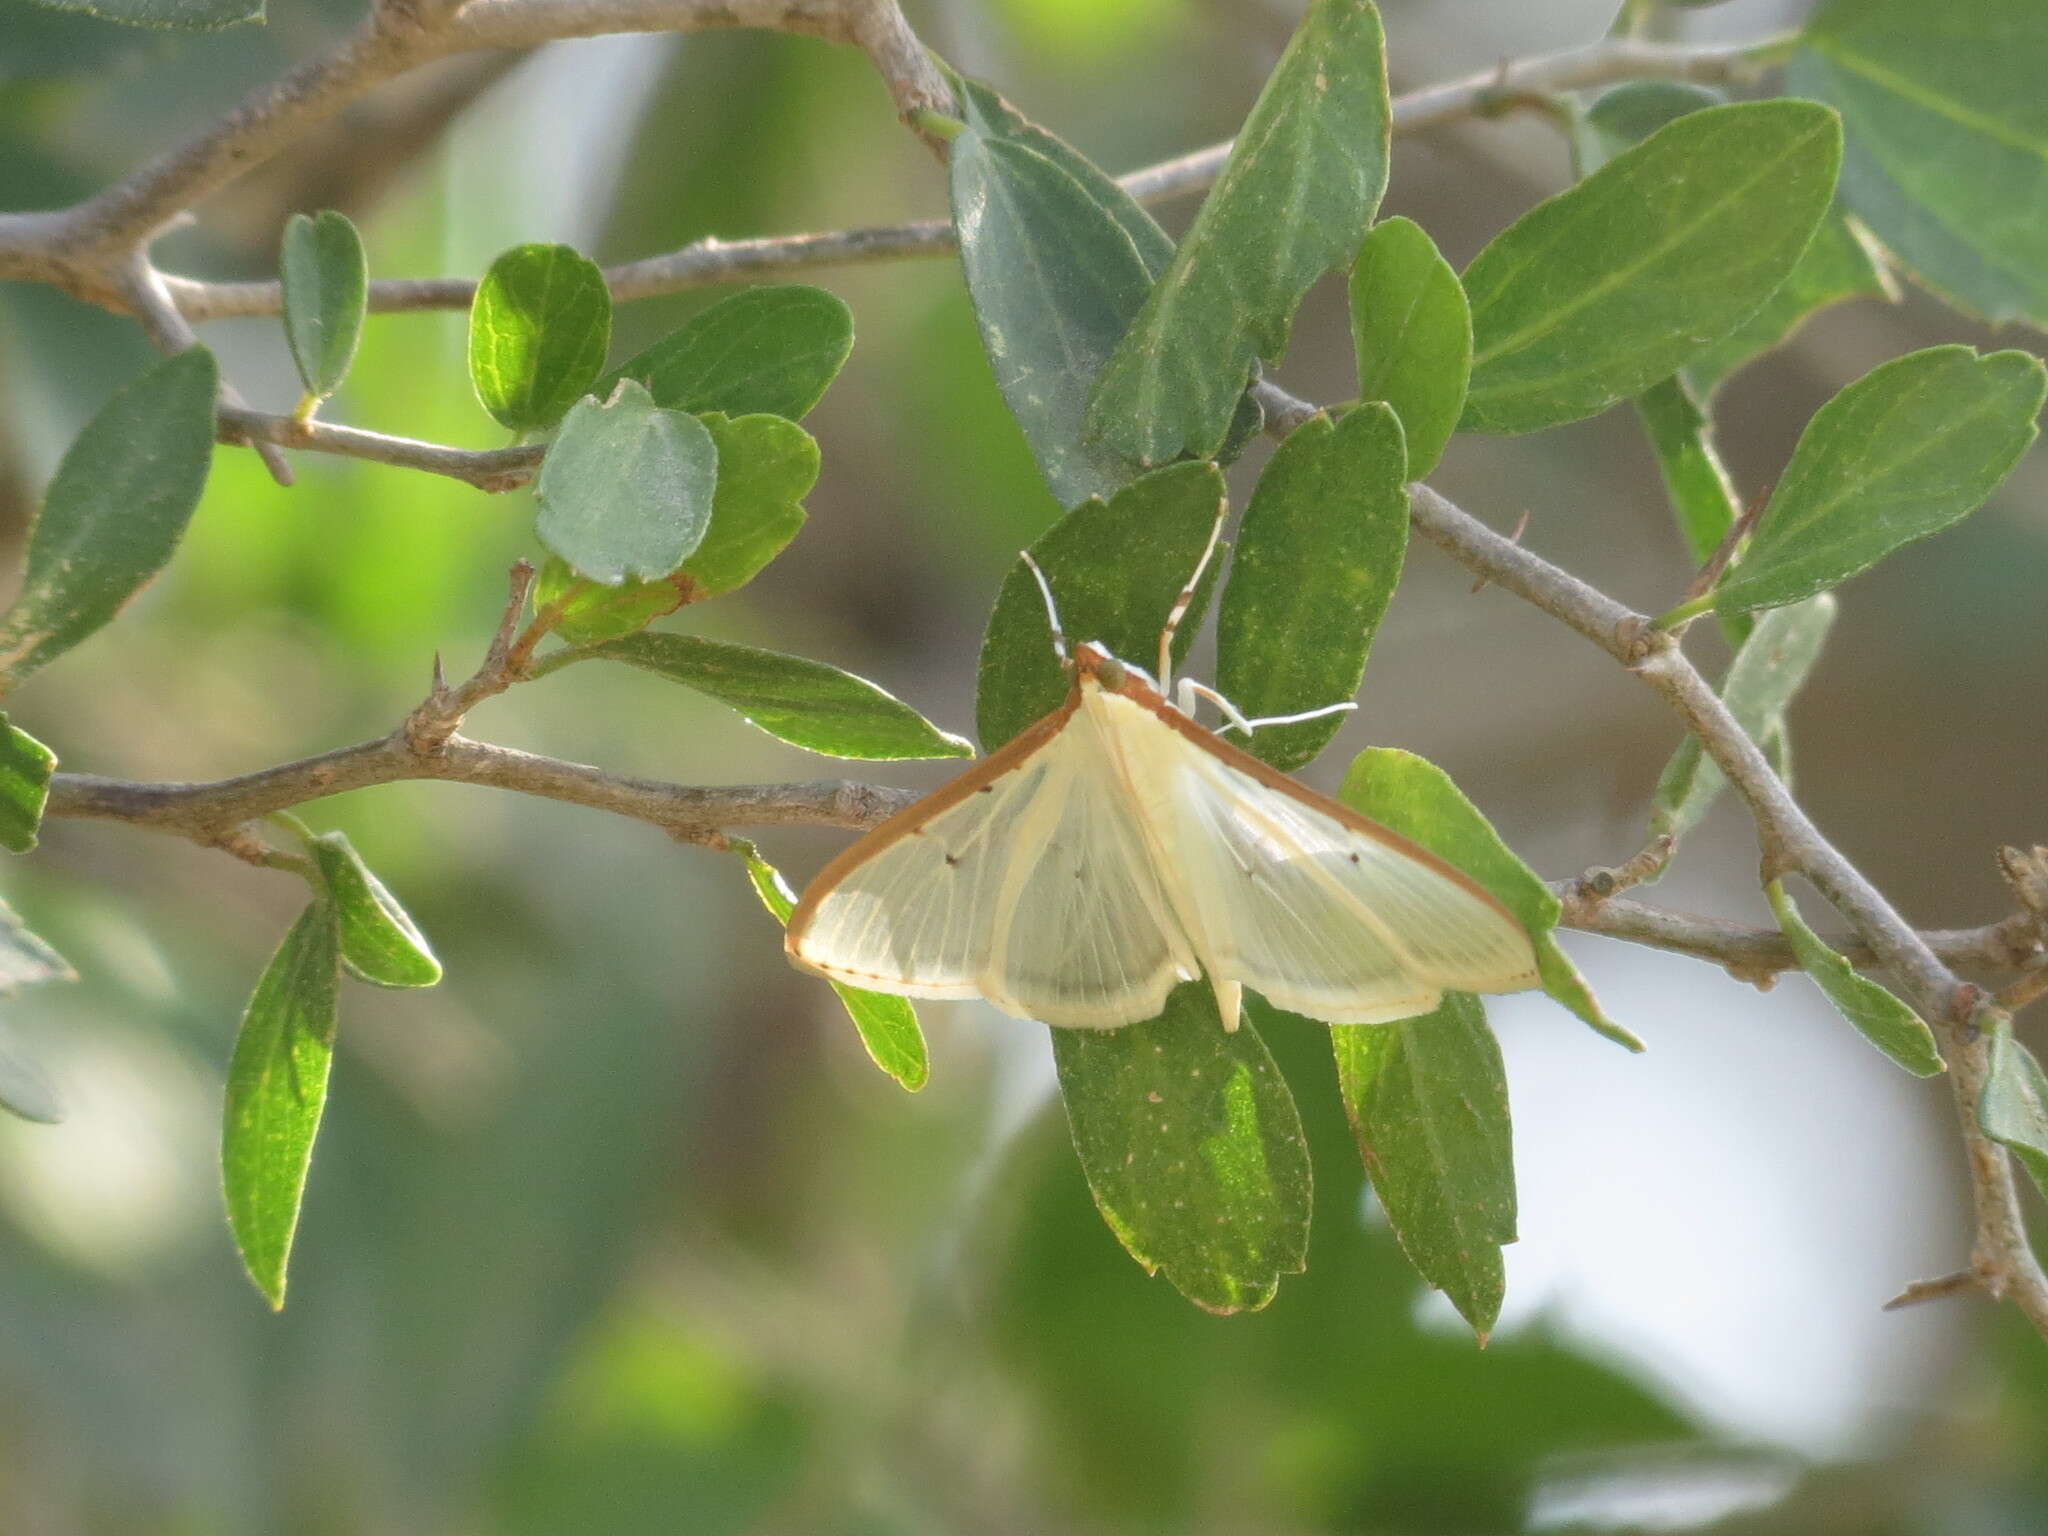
[222,901,342,1309]
[1347,216,1469,478]
[1215,404,1406,771]
[308,832,441,989]
[1765,880,1942,1077]
[1054,984,1311,1313]
[1713,346,2045,615]
[1340,749,1642,1051]
[0,347,217,685]
[735,839,927,1091]
[603,285,853,421]
[1461,101,1840,434]
[683,412,818,598]
[0,714,55,854]
[534,380,720,585]
[468,243,612,433]
[542,632,972,761]
[280,210,368,403]
[1085,0,1389,463]
[1331,992,1515,1337]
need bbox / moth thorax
[1092,654,1127,690]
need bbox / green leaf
[1461,101,1842,435]
[279,210,367,403]
[542,632,972,761]
[0,713,55,854]
[952,75,1174,272]
[1651,596,1837,842]
[951,127,1156,505]
[1348,217,1470,479]
[1214,404,1406,771]
[684,413,818,598]
[307,832,441,989]
[1981,1020,2048,1200]
[603,286,853,421]
[222,901,342,1309]
[1340,748,1642,1051]
[1053,984,1311,1314]
[735,839,927,1091]
[535,380,720,585]
[1712,346,2046,615]
[24,0,260,30]
[0,1025,62,1126]
[1685,214,1894,397]
[1574,80,1894,400]
[0,897,72,994]
[1331,992,1515,1338]
[1633,377,1753,651]
[0,347,217,685]
[533,558,682,648]
[1085,0,1390,464]
[468,243,612,432]
[1790,0,2048,327]
[976,460,1226,752]
[0,897,74,1125]
[1765,880,1942,1077]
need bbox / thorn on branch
[404,560,543,754]
[1469,510,1530,595]
[1882,1268,1981,1312]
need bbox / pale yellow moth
[786,519,1539,1031]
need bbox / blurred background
[3,0,2047,1530]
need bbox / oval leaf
[280,210,367,402]
[1790,0,2048,327]
[1214,404,1407,771]
[1461,101,1842,434]
[1340,748,1643,1051]
[1713,346,2045,615]
[1053,983,1311,1314]
[29,0,260,28]
[1330,992,1515,1338]
[1575,80,1894,399]
[951,128,1156,506]
[1765,880,1942,1077]
[533,557,683,647]
[0,713,55,854]
[0,347,217,686]
[976,460,1227,753]
[535,380,720,585]
[1982,1021,2048,1200]
[603,286,853,421]
[683,412,818,598]
[1652,596,1836,842]
[308,832,441,988]
[1085,0,1390,464]
[1348,217,1470,478]
[469,243,612,433]
[223,901,342,1309]
[735,839,927,1091]
[546,632,971,761]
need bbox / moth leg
[1156,496,1232,690]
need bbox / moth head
[1075,642,1150,694]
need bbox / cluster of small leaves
[939,0,2048,1321]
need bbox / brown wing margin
[1101,667,1530,935]
[784,682,1085,972]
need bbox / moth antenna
[1158,495,1230,690]
[1020,550,1069,665]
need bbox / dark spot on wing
[944,853,960,867]
[978,785,995,794]
[1348,852,1361,864]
